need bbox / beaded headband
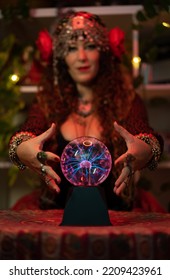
[36,11,125,86]
[53,11,110,59]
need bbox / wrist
[9,131,36,170]
[136,133,161,170]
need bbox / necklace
[77,98,94,118]
[74,114,88,126]
[72,113,95,137]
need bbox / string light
[9,74,20,83]
[162,22,170,28]
[132,56,141,69]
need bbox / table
[0,210,170,259]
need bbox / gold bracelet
[136,133,161,170]
[9,132,36,170]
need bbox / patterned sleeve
[125,94,164,154]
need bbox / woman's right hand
[16,123,61,193]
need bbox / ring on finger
[37,151,47,164]
[45,177,52,185]
[40,163,47,177]
[126,164,135,177]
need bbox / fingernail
[56,178,61,184]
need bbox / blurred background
[0,0,170,211]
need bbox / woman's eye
[68,46,77,52]
[85,44,96,50]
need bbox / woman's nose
[77,47,87,61]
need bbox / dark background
[0,1,146,9]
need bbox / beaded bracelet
[136,133,161,170]
[9,132,36,170]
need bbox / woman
[9,11,163,211]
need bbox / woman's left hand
[113,121,152,195]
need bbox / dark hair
[37,11,136,156]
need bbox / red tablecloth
[0,210,170,260]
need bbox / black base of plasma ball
[61,186,111,226]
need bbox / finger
[45,151,60,163]
[44,176,53,185]
[45,177,60,193]
[36,123,56,147]
[114,181,128,195]
[38,164,61,185]
[115,152,136,167]
[114,121,133,143]
[114,152,126,166]
[37,151,60,165]
[37,151,48,164]
[114,166,130,188]
[44,166,61,184]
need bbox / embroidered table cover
[0,210,169,259]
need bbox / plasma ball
[60,136,112,186]
[79,160,91,169]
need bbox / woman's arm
[113,94,164,195]
[9,102,61,192]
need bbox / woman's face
[65,40,100,85]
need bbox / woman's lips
[77,66,90,72]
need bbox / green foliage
[0,34,26,159]
[1,0,29,20]
[7,165,20,187]
[136,0,170,22]
[0,32,38,188]
[135,0,170,80]
[8,165,40,188]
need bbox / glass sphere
[60,136,112,186]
